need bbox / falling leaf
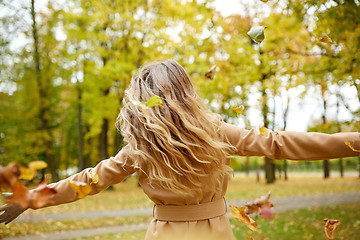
[28,161,48,171]
[259,126,269,137]
[19,166,36,181]
[229,205,258,231]
[205,65,217,80]
[345,140,360,152]
[7,182,56,209]
[90,170,99,184]
[324,218,341,240]
[231,106,244,115]
[0,162,21,189]
[145,95,163,108]
[246,192,274,217]
[68,180,92,199]
[247,26,265,43]
[30,183,57,209]
[7,183,29,209]
[318,35,334,44]
[261,0,270,2]
[247,237,255,240]
[260,205,273,220]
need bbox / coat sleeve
[220,122,360,160]
[31,145,136,209]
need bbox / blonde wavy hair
[116,60,235,195]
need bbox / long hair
[116,60,235,195]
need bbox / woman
[1,60,359,239]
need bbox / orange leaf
[247,237,255,240]
[30,183,57,209]
[324,218,341,240]
[229,205,258,231]
[318,35,334,44]
[0,163,21,189]
[7,183,30,209]
[68,180,92,199]
[259,126,269,137]
[261,0,270,2]
[345,140,360,153]
[205,65,217,80]
[246,192,274,215]
[231,106,244,115]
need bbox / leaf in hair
[231,106,244,115]
[145,95,163,107]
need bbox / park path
[3,192,360,240]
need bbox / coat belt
[153,198,227,222]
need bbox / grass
[66,203,360,240]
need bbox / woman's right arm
[220,121,360,160]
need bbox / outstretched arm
[0,145,135,224]
[220,122,360,160]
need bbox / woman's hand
[0,193,26,224]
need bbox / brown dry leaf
[259,126,269,137]
[30,183,57,209]
[318,35,334,44]
[68,180,92,199]
[247,237,255,240]
[324,218,341,240]
[7,183,29,209]
[231,106,244,115]
[246,192,274,215]
[229,205,258,231]
[205,65,217,80]
[345,140,360,153]
[0,162,21,189]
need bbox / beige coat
[42,122,359,239]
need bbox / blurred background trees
[0,0,359,183]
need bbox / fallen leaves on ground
[324,218,341,240]
[229,205,258,231]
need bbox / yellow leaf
[324,218,341,240]
[68,180,92,199]
[145,95,163,108]
[29,161,48,170]
[19,166,36,181]
[229,205,258,231]
[231,106,244,115]
[260,0,270,2]
[345,140,360,152]
[259,126,269,137]
[90,170,99,184]
[318,35,334,44]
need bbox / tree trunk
[76,76,85,170]
[284,159,288,180]
[245,156,249,177]
[321,90,330,179]
[99,118,109,160]
[31,0,58,181]
[336,90,344,178]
